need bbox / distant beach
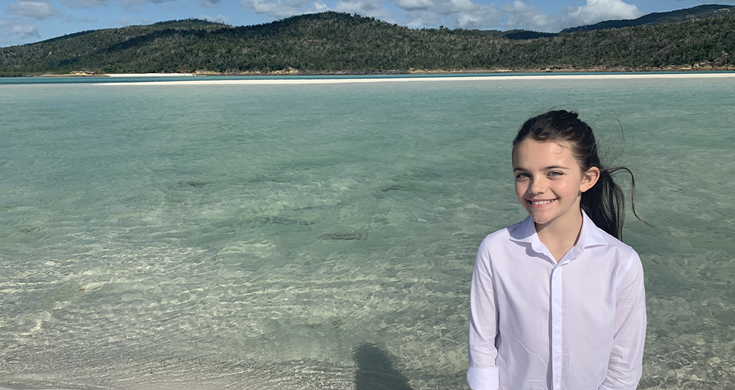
[105,73,194,77]
[97,72,735,86]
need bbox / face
[512,140,599,231]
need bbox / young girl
[467,110,646,390]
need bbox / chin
[527,212,554,226]
[531,217,551,226]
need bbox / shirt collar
[509,211,608,258]
[576,211,609,249]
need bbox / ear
[580,167,600,193]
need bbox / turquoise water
[0,76,733,389]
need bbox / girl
[467,110,646,390]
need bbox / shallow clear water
[0,76,734,389]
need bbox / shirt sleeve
[467,239,500,390]
[599,252,646,390]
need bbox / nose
[528,178,545,195]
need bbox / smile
[528,199,556,205]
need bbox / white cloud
[242,0,341,19]
[441,0,480,14]
[447,0,498,28]
[200,0,220,8]
[199,13,230,24]
[399,0,498,30]
[334,0,388,16]
[390,0,435,11]
[502,0,562,31]
[0,17,40,41]
[7,1,58,20]
[7,1,77,22]
[497,0,644,32]
[116,17,129,24]
[405,15,430,28]
[308,1,330,13]
[562,0,644,26]
[241,0,300,18]
[454,6,497,28]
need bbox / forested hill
[1,10,734,76]
[562,4,735,33]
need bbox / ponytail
[581,167,647,239]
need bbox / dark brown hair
[512,110,645,239]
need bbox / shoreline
[106,73,194,77]
[14,64,735,79]
[96,72,735,86]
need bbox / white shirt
[467,212,646,390]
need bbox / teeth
[531,200,554,205]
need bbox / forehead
[512,140,577,167]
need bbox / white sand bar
[105,73,194,77]
[98,72,735,86]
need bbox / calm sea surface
[1,75,734,389]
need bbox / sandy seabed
[97,72,735,86]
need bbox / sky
[1,0,734,47]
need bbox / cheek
[559,180,582,196]
[514,181,526,199]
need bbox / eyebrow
[513,165,571,172]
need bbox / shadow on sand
[353,343,413,390]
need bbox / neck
[535,210,584,262]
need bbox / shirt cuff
[467,366,499,390]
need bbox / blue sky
[1,0,733,47]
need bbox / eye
[548,171,563,177]
[515,172,529,179]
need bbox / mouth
[527,199,556,207]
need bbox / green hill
[1,10,734,76]
[562,4,735,33]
